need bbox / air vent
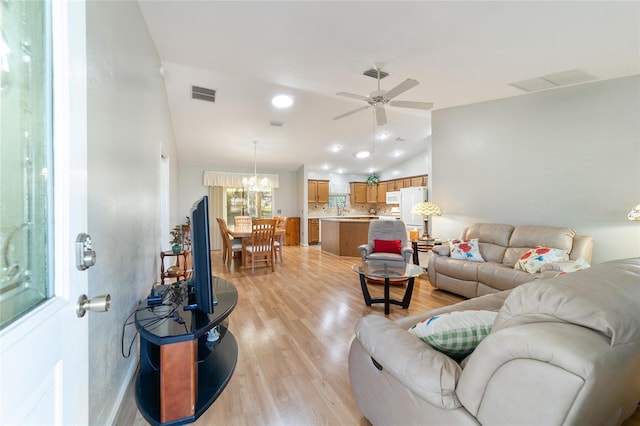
[270,120,284,127]
[363,68,389,79]
[510,69,597,92]
[191,85,216,103]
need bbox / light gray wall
[378,143,431,182]
[86,1,178,423]
[431,75,640,264]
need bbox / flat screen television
[184,195,217,313]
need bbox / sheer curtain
[208,186,224,251]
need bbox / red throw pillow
[374,239,402,254]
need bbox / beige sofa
[428,223,593,298]
[349,258,640,425]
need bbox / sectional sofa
[349,257,640,425]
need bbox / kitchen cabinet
[403,178,412,187]
[366,184,377,203]
[411,176,427,187]
[377,182,387,203]
[308,218,320,244]
[392,179,404,191]
[308,180,329,204]
[350,182,367,204]
[285,217,300,245]
[320,218,374,257]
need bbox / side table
[412,240,439,266]
[160,250,188,284]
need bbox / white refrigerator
[400,186,428,228]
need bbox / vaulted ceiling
[138,1,640,175]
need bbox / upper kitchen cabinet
[366,184,377,203]
[377,182,387,203]
[411,175,427,187]
[350,182,367,204]
[308,179,329,204]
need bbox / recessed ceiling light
[272,94,294,108]
[330,144,343,153]
[355,150,370,159]
[392,150,403,157]
[336,168,344,174]
[377,131,390,140]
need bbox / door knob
[76,294,111,317]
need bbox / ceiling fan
[333,66,434,126]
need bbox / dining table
[228,225,285,267]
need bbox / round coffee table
[352,261,424,315]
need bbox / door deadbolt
[76,233,96,271]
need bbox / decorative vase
[172,245,181,254]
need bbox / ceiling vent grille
[363,68,389,79]
[191,85,216,103]
[270,120,284,127]
[510,69,597,92]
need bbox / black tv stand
[134,278,238,425]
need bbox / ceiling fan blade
[375,106,387,126]
[388,100,434,110]
[333,105,370,120]
[383,78,419,100]
[336,92,370,102]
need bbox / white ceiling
[138,1,640,175]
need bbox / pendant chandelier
[242,141,271,192]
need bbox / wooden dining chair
[243,219,276,273]
[216,217,242,265]
[273,215,287,264]
[234,215,252,231]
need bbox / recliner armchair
[358,220,413,263]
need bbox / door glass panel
[226,187,273,222]
[0,0,52,328]
[226,187,248,225]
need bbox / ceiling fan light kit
[333,66,433,126]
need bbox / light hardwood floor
[116,245,640,426]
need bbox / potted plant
[367,174,380,186]
[169,225,183,253]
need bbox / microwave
[386,191,401,205]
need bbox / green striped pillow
[409,310,498,359]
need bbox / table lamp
[411,201,441,239]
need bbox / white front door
[0,1,89,424]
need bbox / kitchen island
[320,217,378,257]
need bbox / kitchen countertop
[308,215,378,219]
[319,217,378,223]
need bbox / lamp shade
[628,204,640,221]
[411,201,442,216]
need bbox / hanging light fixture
[242,141,271,192]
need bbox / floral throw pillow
[449,238,484,262]
[514,246,569,274]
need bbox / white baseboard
[106,354,139,426]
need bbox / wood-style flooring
[116,245,640,426]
